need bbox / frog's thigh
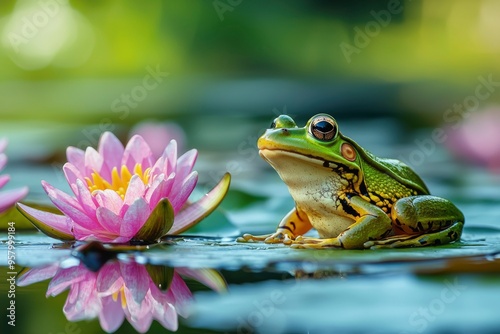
[292,196,393,249]
[365,196,465,249]
[391,196,464,234]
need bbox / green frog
[238,114,464,249]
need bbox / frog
[237,114,464,249]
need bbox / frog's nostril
[281,128,289,135]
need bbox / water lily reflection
[17,260,226,333]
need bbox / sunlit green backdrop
[1,1,500,148]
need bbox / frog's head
[258,114,362,172]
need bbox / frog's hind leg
[365,221,463,249]
[364,195,464,249]
[292,196,393,249]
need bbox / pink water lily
[0,138,28,213]
[446,107,500,171]
[17,261,226,333]
[18,131,230,243]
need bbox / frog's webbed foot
[237,207,313,245]
[290,236,342,249]
[236,231,295,244]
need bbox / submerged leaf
[177,268,227,293]
[171,172,231,234]
[145,264,174,291]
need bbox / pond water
[1,116,500,334]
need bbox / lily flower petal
[0,187,28,213]
[96,262,124,295]
[17,202,73,240]
[75,179,97,218]
[163,140,177,176]
[165,272,192,316]
[96,207,122,235]
[122,135,154,171]
[121,198,150,238]
[42,181,96,228]
[169,171,198,213]
[156,303,178,331]
[47,265,91,296]
[84,146,106,177]
[63,279,101,321]
[0,174,10,188]
[63,163,85,193]
[94,189,123,216]
[171,173,231,234]
[174,149,198,184]
[99,295,125,333]
[17,264,60,286]
[145,174,175,210]
[123,175,146,207]
[120,262,150,305]
[0,139,28,213]
[98,132,125,173]
[66,147,85,171]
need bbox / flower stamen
[86,163,151,199]
[111,287,128,308]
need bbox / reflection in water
[17,257,226,333]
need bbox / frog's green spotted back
[344,135,430,195]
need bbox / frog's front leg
[292,196,393,249]
[364,196,464,249]
[237,207,312,244]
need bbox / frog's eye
[310,116,337,141]
[270,120,277,129]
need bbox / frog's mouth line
[259,149,339,169]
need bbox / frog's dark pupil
[314,121,333,133]
[270,121,276,129]
[311,119,336,141]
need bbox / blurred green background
[1,0,500,159]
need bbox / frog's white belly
[261,149,355,238]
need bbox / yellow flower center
[86,163,151,199]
